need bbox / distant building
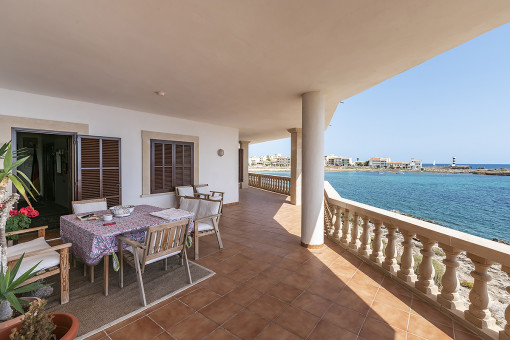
[409,158,422,170]
[369,157,391,168]
[387,161,407,169]
[325,155,353,167]
[270,154,290,167]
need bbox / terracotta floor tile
[374,289,412,312]
[169,312,218,340]
[292,291,332,317]
[179,287,220,310]
[213,260,241,275]
[380,276,412,297]
[83,330,108,340]
[267,282,303,303]
[322,304,366,334]
[143,298,175,315]
[244,273,278,293]
[225,284,262,306]
[199,296,244,324]
[204,275,240,295]
[105,313,145,334]
[205,327,239,340]
[247,294,288,320]
[335,288,372,315]
[280,271,315,290]
[308,319,357,340]
[408,314,454,340]
[275,305,319,338]
[148,300,195,330]
[109,316,163,340]
[406,334,427,340]
[411,298,453,327]
[306,277,344,301]
[275,257,304,272]
[260,265,292,281]
[256,323,301,340]
[153,332,175,340]
[226,266,258,283]
[359,317,407,340]
[223,310,269,339]
[368,300,410,331]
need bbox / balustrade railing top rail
[324,180,510,340]
[248,173,290,195]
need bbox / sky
[250,23,510,164]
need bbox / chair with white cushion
[190,198,223,260]
[175,186,197,207]
[71,198,108,282]
[71,198,107,214]
[6,226,72,304]
[117,219,192,306]
[194,184,224,202]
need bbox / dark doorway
[14,131,74,230]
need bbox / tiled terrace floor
[86,188,480,340]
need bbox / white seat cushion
[7,237,60,280]
[196,200,221,227]
[73,201,107,214]
[179,198,200,218]
[195,186,210,194]
[209,195,222,201]
[197,222,214,232]
[177,186,194,197]
[126,246,181,265]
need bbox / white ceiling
[1,1,509,143]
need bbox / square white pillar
[287,128,302,206]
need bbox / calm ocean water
[423,164,510,169]
[260,171,510,241]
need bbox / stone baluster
[340,208,350,245]
[500,265,510,340]
[464,253,496,329]
[397,230,417,282]
[369,220,384,264]
[437,244,463,310]
[333,207,342,239]
[415,236,438,295]
[358,216,371,257]
[382,225,399,273]
[349,213,360,249]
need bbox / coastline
[249,166,510,176]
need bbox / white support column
[287,128,302,205]
[239,141,250,189]
[301,91,325,249]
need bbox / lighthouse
[452,156,456,167]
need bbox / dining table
[60,204,193,296]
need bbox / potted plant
[0,254,46,329]
[5,207,39,246]
[0,299,78,340]
[1,141,38,271]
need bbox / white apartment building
[409,158,423,170]
[270,154,291,167]
[325,155,353,167]
[369,157,391,168]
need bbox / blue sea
[260,171,510,241]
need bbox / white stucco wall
[0,89,239,207]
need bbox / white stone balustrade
[248,173,291,195]
[323,180,510,340]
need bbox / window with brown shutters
[150,139,194,194]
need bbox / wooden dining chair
[71,197,108,282]
[193,184,224,201]
[190,198,223,260]
[6,226,72,304]
[117,219,192,306]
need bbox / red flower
[19,207,39,218]
[9,210,19,217]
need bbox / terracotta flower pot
[0,297,40,332]
[0,312,78,340]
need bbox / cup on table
[103,214,113,222]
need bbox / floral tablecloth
[60,205,193,266]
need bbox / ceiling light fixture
[154,91,165,96]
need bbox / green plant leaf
[3,144,12,169]
[10,156,30,170]
[8,254,25,285]
[12,282,47,295]
[0,142,9,158]
[16,170,39,194]
[6,292,23,314]
[9,260,42,289]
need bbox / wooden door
[239,148,244,183]
[76,136,121,207]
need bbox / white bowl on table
[110,205,134,217]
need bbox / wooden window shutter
[77,136,121,207]
[150,140,193,194]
